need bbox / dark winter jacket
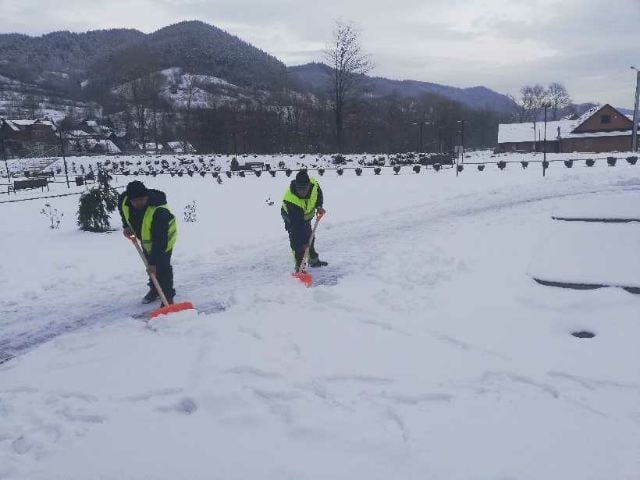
[281,180,323,250]
[118,189,175,265]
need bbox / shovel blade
[292,272,313,287]
[149,301,195,319]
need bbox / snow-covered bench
[8,178,50,194]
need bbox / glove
[123,227,134,239]
[317,207,326,217]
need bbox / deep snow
[1,154,639,479]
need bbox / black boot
[142,289,159,304]
[309,256,329,268]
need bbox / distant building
[497,105,636,153]
[165,141,196,154]
[79,119,113,138]
[139,142,164,153]
[0,119,58,157]
[0,119,57,143]
[87,139,121,154]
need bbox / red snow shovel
[129,237,194,319]
[292,213,324,287]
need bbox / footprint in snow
[157,397,198,415]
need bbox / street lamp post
[456,120,466,160]
[411,121,429,154]
[456,120,465,177]
[460,120,465,162]
[631,66,640,152]
[0,128,9,181]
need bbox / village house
[0,119,57,143]
[497,104,636,153]
[165,141,196,153]
[0,119,58,156]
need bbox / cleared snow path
[1,172,638,360]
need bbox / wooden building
[0,119,57,143]
[497,105,636,153]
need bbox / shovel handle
[129,237,171,307]
[297,213,324,273]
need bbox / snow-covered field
[1,155,639,479]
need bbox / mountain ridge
[0,21,517,114]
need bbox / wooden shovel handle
[297,213,324,273]
[129,237,171,307]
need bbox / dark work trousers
[288,221,318,269]
[145,250,175,298]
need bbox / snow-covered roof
[498,120,576,144]
[139,143,163,150]
[81,138,121,153]
[166,141,195,152]
[575,104,602,126]
[565,130,631,139]
[95,139,121,153]
[68,130,91,137]
[167,141,192,148]
[3,119,56,131]
[498,115,636,144]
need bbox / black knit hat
[295,170,310,185]
[126,181,148,200]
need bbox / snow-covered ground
[1,156,639,479]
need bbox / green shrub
[77,186,119,232]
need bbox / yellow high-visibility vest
[121,196,177,254]
[282,178,319,221]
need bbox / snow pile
[529,220,640,288]
[552,190,640,221]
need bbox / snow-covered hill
[0,75,102,120]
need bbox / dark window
[601,115,611,124]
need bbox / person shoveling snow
[117,180,185,303]
[281,170,328,285]
[118,181,194,318]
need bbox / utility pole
[631,66,640,152]
[58,127,70,188]
[460,120,465,163]
[456,120,466,168]
[543,104,548,177]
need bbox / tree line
[96,20,510,155]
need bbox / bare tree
[183,73,199,152]
[324,20,373,152]
[511,84,548,122]
[546,82,571,120]
[118,46,160,150]
[147,72,167,150]
[122,78,149,148]
[23,95,40,119]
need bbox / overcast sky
[1,0,639,108]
